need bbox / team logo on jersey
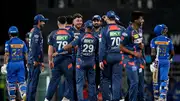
[109,31,121,37]
[99,34,102,42]
[56,35,68,40]
[133,34,139,39]
[10,44,24,48]
[83,39,94,43]
[99,34,102,38]
[122,32,128,36]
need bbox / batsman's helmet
[154,24,168,36]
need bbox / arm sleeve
[23,41,28,53]
[120,31,129,46]
[99,28,106,62]
[71,36,81,47]
[47,31,55,46]
[150,38,155,48]
[31,32,41,62]
[5,41,9,53]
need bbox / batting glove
[1,64,7,74]
[150,62,156,72]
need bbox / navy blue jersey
[68,26,84,39]
[50,28,74,55]
[99,24,126,62]
[120,24,143,55]
[5,37,27,62]
[71,32,98,58]
[28,26,43,63]
[92,27,102,38]
[47,30,57,47]
[65,25,72,30]
[150,35,174,60]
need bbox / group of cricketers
[1,10,175,101]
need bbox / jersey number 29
[83,44,94,53]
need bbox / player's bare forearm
[64,44,73,50]
[4,52,9,64]
[169,50,175,60]
[48,45,54,62]
[151,48,156,56]
[24,53,28,64]
[120,44,134,56]
[151,48,156,61]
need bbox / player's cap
[8,26,19,34]
[84,20,93,29]
[154,24,168,36]
[34,14,49,22]
[106,11,116,18]
[92,15,101,21]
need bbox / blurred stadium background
[1,0,180,101]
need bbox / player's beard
[75,24,82,29]
[40,24,45,30]
[94,25,100,29]
[137,22,142,28]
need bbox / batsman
[150,24,175,101]
[2,26,28,101]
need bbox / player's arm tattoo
[4,52,9,64]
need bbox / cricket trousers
[136,58,145,101]
[58,75,65,101]
[101,53,123,101]
[153,59,170,100]
[45,55,74,101]
[123,55,138,101]
[26,63,41,101]
[59,54,76,101]
[76,57,96,101]
[7,61,26,101]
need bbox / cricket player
[66,15,73,30]
[129,13,146,101]
[92,15,102,37]
[69,13,84,100]
[92,14,102,89]
[99,11,126,101]
[58,14,73,100]
[119,11,144,101]
[69,13,84,39]
[26,14,48,101]
[54,20,98,101]
[44,16,74,101]
[150,24,174,101]
[1,26,28,101]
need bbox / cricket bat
[153,46,160,84]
